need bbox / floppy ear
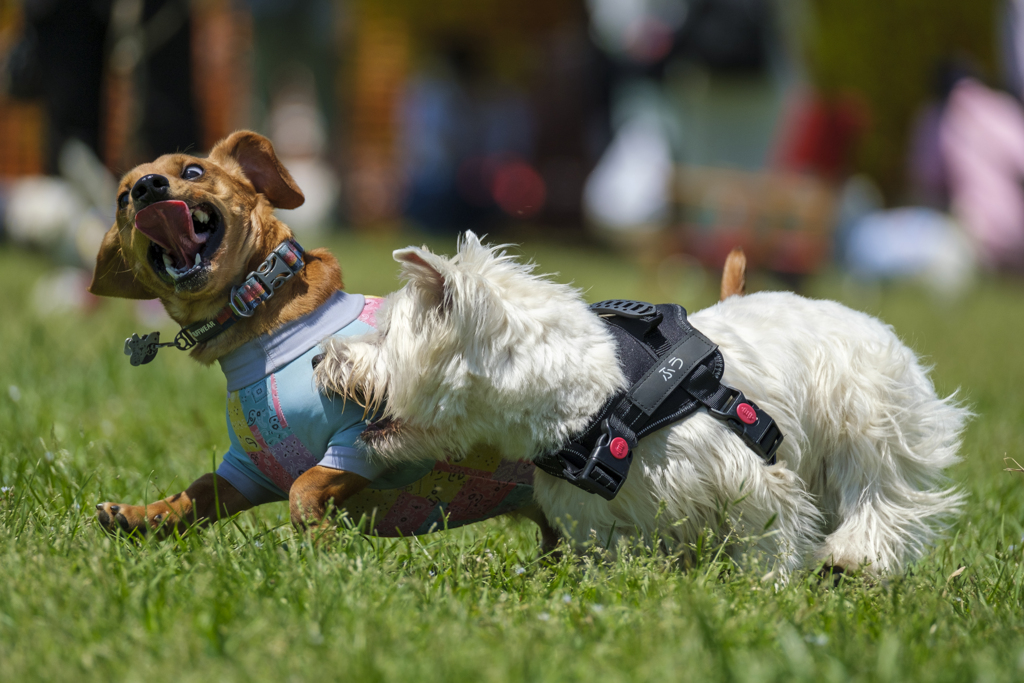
[208,130,305,210]
[89,224,156,299]
[394,247,447,307]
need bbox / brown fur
[720,247,747,300]
[289,467,372,531]
[93,131,357,535]
[89,130,342,365]
[96,473,253,535]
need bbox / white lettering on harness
[658,357,686,382]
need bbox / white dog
[315,233,968,574]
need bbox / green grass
[1,231,1024,682]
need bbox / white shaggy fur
[315,233,968,574]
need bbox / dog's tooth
[193,208,209,224]
[195,253,202,267]
[162,252,174,270]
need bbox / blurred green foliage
[807,0,999,200]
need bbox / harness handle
[591,300,657,319]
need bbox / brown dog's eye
[182,164,204,180]
[117,192,129,210]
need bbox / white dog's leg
[535,417,824,573]
[653,419,823,574]
[812,344,967,573]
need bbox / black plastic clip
[563,419,636,501]
[708,390,783,465]
[591,300,657,318]
[591,300,664,336]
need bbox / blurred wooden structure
[670,165,836,274]
[0,5,44,177]
[104,0,251,173]
[0,101,44,177]
[0,0,249,178]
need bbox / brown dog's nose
[131,174,170,209]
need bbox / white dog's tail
[720,247,746,300]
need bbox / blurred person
[773,89,868,181]
[939,66,1024,269]
[398,36,537,231]
[6,0,108,173]
[906,99,948,209]
[266,63,338,237]
[2,0,199,262]
[130,0,201,160]
[2,0,199,321]
[583,0,788,235]
[7,0,200,171]
[245,0,335,133]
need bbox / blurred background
[0,0,1021,308]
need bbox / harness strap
[630,331,717,415]
[535,300,784,500]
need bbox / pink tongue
[134,200,208,269]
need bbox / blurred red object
[492,160,546,219]
[774,90,870,181]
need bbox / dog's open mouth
[135,200,224,288]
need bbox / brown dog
[91,130,399,537]
[92,129,746,544]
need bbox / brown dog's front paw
[95,502,166,535]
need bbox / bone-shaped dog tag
[124,332,162,366]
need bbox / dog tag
[124,332,163,366]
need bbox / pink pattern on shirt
[357,296,383,328]
[445,478,516,522]
[270,374,288,429]
[246,423,294,492]
[378,492,437,534]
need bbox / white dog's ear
[460,231,483,249]
[394,247,447,306]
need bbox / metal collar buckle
[229,245,301,317]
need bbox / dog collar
[123,239,306,366]
[534,300,784,500]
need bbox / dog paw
[817,564,847,587]
[95,502,171,535]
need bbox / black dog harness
[534,300,783,500]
